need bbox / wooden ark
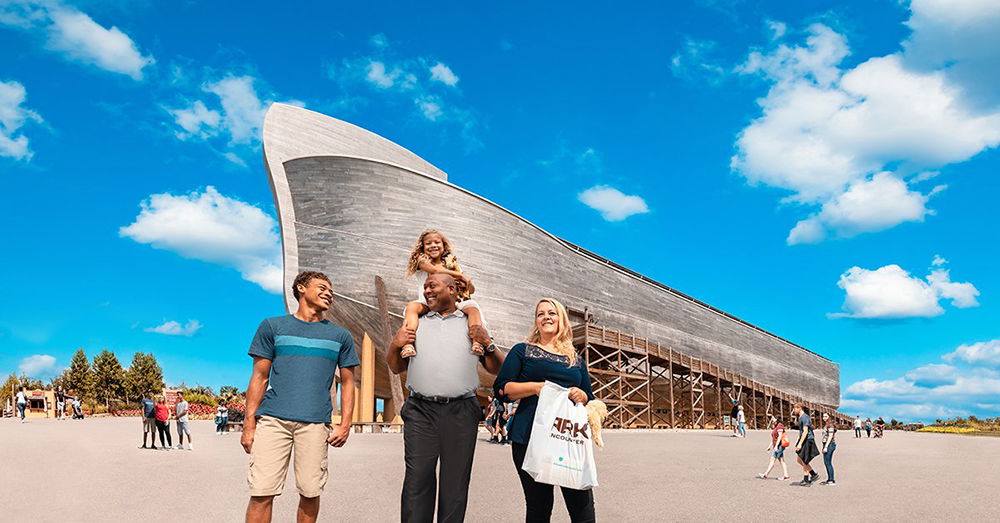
[262,103,847,427]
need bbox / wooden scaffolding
[574,323,851,429]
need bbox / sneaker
[820,480,836,486]
[794,480,812,487]
[187,444,193,450]
[756,473,767,479]
[176,445,184,450]
[138,445,147,449]
[778,476,790,481]
[809,471,819,481]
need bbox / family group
[241,229,602,523]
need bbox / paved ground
[2,418,995,522]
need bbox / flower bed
[112,402,245,420]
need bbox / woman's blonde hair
[405,229,458,276]
[527,298,577,366]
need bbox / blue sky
[1,0,998,422]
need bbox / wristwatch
[484,343,497,354]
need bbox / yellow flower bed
[918,426,978,434]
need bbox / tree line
[1,349,165,412]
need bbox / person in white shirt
[15,387,27,422]
[216,402,229,435]
[853,416,863,438]
[737,405,747,437]
[174,392,193,450]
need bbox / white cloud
[926,268,980,308]
[416,96,443,121]
[429,62,459,86]
[787,173,938,244]
[167,100,221,140]
[670,37,726,84]
[902,0,1000,110]
[0,1,154,80]
[366,61,399,89]
[330,40,481,148]
[904,364,959,388]
[370,33,389,49]
[46,8,154,80]
[843,345,1000,422]
[119,186,282,293]
[765,20,786,40]
[204,76,269,144]
[0,79,43,160]
[944,339,1000,367]
[732,15,1000,243]
[19,354,57,377]
[145,319,202,337]
[831,258,979,319]
[578,185,650,221]
[165,74,279,162]
[932,254,948,266]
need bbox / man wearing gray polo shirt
[389,273,503,523]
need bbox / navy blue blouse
[493,343,595,445]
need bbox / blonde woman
[400,229,485,358]
[494,298,596,523]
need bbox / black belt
[409,390,476,404]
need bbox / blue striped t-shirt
[249,315,360,423]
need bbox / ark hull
[263,103,840,408]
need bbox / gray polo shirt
[406,309,481,398]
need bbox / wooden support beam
[375,276,406,422]
[668,349,675,429]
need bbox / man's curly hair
[292,271,332,300]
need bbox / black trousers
[155,420,172,447]
[401,396,481,523]
[511,442,596,523]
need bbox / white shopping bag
[521,381,599,490]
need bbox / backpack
[780,432,790,448]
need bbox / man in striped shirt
[243,271,360,523]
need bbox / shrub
[181,392,217,407]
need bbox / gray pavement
[1,418,996,522]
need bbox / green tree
[92,349,126,408]
[219,385,240,401]
[186,384,215,397]
[64,349,93,400]
[1,373,19,408]
[124,352,164,403]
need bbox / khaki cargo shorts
[248,416,331,498]
[143,417,157,434]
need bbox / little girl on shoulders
[400,229,485,358]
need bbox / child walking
[400,229,485,358]
[758,422,790,480]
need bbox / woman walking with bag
[494,298,597,523]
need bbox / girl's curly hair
[405,229,458,276]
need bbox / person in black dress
[494,298,596,523]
